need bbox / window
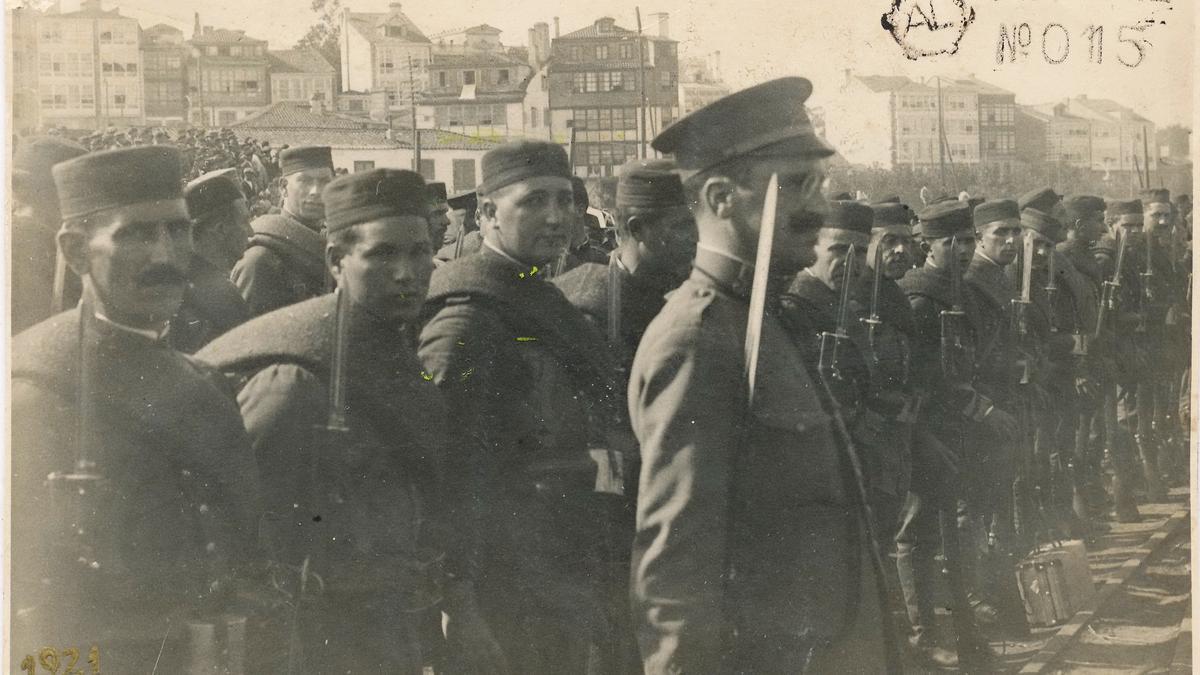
[218,110,237,124]
[568,46,582,61]
[596,45,609,60]
[385,25,405,38]
[100,30,113,43]
[655,42,675,59]
[619,43,634,59]
[127,63,138,75]
[348,99,365,112]
[218,46,230,56]
[438,71,447,87]
[463,70,476,85]
[354,160,376,173]
[498,69,510,84]
[418,159,435,178]
[452,159,477,192]
[530,107,539,127]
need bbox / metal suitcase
[1015,540,1096,627]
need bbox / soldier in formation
[9,73,1193,675]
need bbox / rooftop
[430,51,528,68]
[346,7,432,45]
[856,75,932,94]
[268,49,336,74]
[429,24,503,39]
[190,28,267,46]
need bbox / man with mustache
[628,78,897,674]
[10,146,265,672]
[419,140,633,673]
[166,169,252,353]
[898,200,1017,667]
[199,169,490,672]
[425,181,453,257]
[232,145,334,316]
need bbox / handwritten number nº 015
[20,646,100,674]
[996,22,1151,67]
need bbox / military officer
[419,140,633,674]
[629,78,898,674]
[10,146,264,672]
[170,169,252,353]
[898,200,1014,668]
[232,145,334,316]
[10,135,87,333]
[199,169,494,672]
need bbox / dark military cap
[1018,187,1061,213]
[617,158,685,211]
[1140,188,1170,205]
[1107,199,1143,217]
[53,145,185,220]
[1020,208,1064,243]
[425,181,448,202]
[322,168,428,233]
[571,176,590,208]
[651,77,833,173]
[279,145,333,176]
[973,199,1020,227]
[917,200,972,238]
[185,169,244,221]
[13,135,88,191]
[478,140,571,195]
[447,190,478,212]
[1063,195,1105,221]
[870,202,913,229]
[824,200,874,234]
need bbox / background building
[678,52,730,116]
[548,15,679,176]
[268,48,336,104]
[9,6,42,133]
[187,21,269,126]
[33,0,144,130]
[141,23,187,125]
[339,3,432,117]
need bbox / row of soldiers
[9,74,1193,673]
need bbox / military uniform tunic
[629,252,896,674]
[231,211,327,317]
[170,253,251,353]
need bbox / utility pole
[409,55,421,172]
[1141,124,1152,189]
[636,7,648,160]
[936,76,946,189]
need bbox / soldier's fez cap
[917,200,972,238]
[617,159,686,211]
[447,190,478,212]
[1020,208,1064,243]
[425,181,448,202]
[1107,199,1143,217]
[973,199,1020,228]
[53,145,185,220]
[1063,195,1105,220]
[571,176,590,207]
[185,169,245,220]
[650,77,834,174]
[13,135,88,191]
[824,200,874,235]
[279,145,333,176]
[1140,188,1170,206]
[1018,187,1061,213]
[870,202,913,229]
[323,168,428,233]
[477,140,571,196]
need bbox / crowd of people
[8,74,1193,674]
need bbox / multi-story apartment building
[9,6,41,132]
[34,0,144,130]
[141,23,187,125]
[1065,96,1157,174]
[339,4,432,115]
[187,23,269,126]
[548,15,680,176]
[268,48,336,104]
[1017,104,1092,167]
[955,76,1016,166]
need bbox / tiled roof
[951,77,1013,97]
[190,28,267,45]
[347,10,431,44]
[231,102,501,151]
[429,24,503,39]
[1073,98,1151,124]
[54,7,126,19]
[431,51,527,68]
[268,49,336,74]
[560,20,637,40]
[857,75,929,93]
[144,23,182,35]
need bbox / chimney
[656,12,669,38]
[528,27,538,66]
[843,68,852,87]
[554,17,560,38]
[389,3,402,12]
[193,11,201,38]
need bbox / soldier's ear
[477,198,498,226]
[700,176,735,219]
[326,242,345,281]
[919,238,932,255]
[57,225,91,276]
[625,215,646,241]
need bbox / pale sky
[25,0,1195,127]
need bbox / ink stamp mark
[882,0,976,59]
